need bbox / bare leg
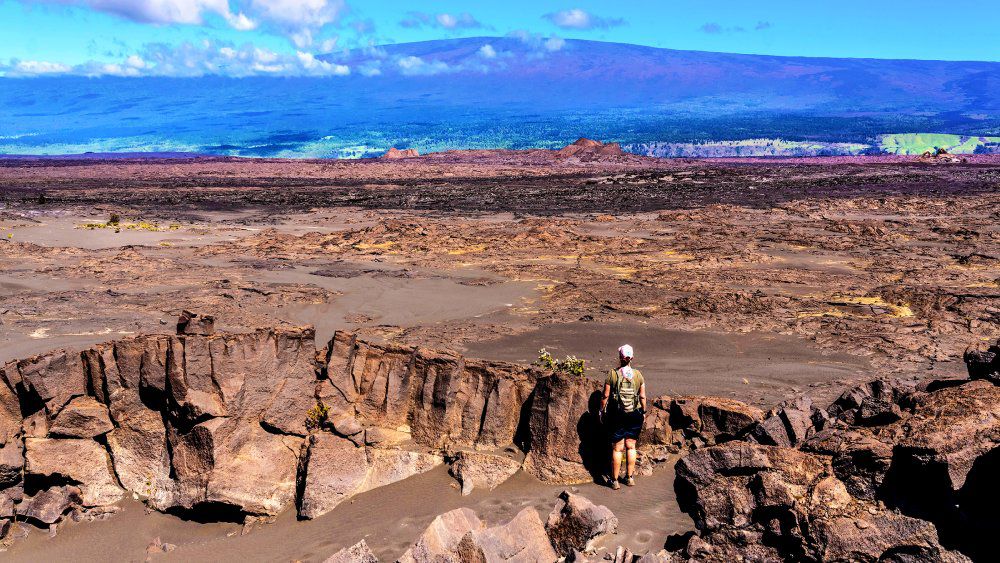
[625,438,637,479]
[612,440,625,482]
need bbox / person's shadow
[577,389,609,483]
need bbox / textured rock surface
[324,539,378,563]
[397,507,484,563]
[48,396,114,438]
[522,373,603,484]
[455,507,558,562]
[24,438,124,507]
[448,450,520,495]
[674,441,968,562]
[297,433,442,519]
[323,331,539,451]
[545,490,618,555]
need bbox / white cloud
[545,37,565,52]
[396,55,450,76]
[478,44,496,59]
[400,11,484,30]
[12,60,72,74]
[22,0,350,44]
[296,51,349,75]
[543,8,624,30]
[30,0,252,27]
[125,55,146,68]
[2,40,353,77]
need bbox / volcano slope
[0,153,998,560]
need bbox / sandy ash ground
[0,152,998,560]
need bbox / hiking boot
[610,479,621,490]
[626,476,636,487]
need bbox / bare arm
[601,383,611,412]
[639,382,647,412]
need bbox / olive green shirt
[607,367,644,413]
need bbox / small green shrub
[305,401,330,431]
[107,213,121,226]
[535,348,586,377]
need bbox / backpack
[608,367,644,414]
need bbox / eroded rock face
[674,441,967,562]
[323,331,539,451]
[522,373,603,484]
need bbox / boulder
[24,438,124,507]
[674,441,967,562]
[297,433,442,519]
[639,397,674,448]
[448,450,520,495]
[455,507,558,562]
[49,396,114,438]
[398,507,484,563]
[324,539,378,563]
[748,396,828,448]
[545,490,618,554]
[670,396,763,445]
[802,428,893,501]
[176,310,215,336]
[964,339,1000,384]
[522,373,603,484]
[828,378,913,426]
[17,485,81,525]
[0,482,23,518]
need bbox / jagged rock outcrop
[674,441,969,562]
[748,396,829,448]
[668,350,1000,562]
[545,490,618,555]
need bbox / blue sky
[1,0,997,76]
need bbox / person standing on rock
[600,344,646,489]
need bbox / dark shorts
[607,409,644,443]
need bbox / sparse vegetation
[80,216,181,232]
[305,401,330,431]
[536,348,586,377]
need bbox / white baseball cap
[618,344,634,359]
